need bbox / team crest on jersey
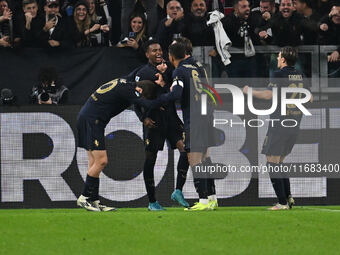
[135,76,140,82]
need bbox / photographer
[31,66,68,105]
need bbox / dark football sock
[204,157,216,196]
[268,162,287,205]
[143,151,157,203]
[176,152,189,191]
[82,174,99,202]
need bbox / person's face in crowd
[277,52,286,69]
[294,0,305,14]
[23,2,38,18]
[0,1,8,15]
[280,0,294,18]
[44,2,59,16]
[87,0,95,15]
[331,6,340,25]
[260,1,272,13]
[75,5,87,21]
[146,43,163,66]
[236,0,250,19]
[167,1,182,19]
[130,16,143,33]
[191,0,206,17]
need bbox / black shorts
[144,116,183,152]
[77,114,106,151]
[184,120,223,153]
[261,129,299,156]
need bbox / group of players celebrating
[76,36,310,211]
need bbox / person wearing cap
[68,0,109,47]
[39,0,71,48]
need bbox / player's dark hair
[280,46,298,66]
[296,0,312,8]
[173,37,192,55]
[143,39,160,52]
[168,41,186,60]
[136,80,157,99]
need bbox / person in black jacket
[182,0,214,46]
[222,0,259,77]
[156,0,185,57]
[319,4,340,78]
[14,0,44,47]
[39,0,71,48]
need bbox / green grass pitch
[1,206,340,255]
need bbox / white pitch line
[301,207,340,213]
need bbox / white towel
[207,10,232,66]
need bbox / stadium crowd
[0,0,338,53]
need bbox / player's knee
[145,151,157,162]
[97,157,108,168]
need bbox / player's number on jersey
[96,79,119,94]
[192,70,203,93]
[287,82,303,109]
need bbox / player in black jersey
[155,39,219,211]
[126,40,190,210]
[243,46,313,210]
[76,78,156,211]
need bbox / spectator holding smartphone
[39,0,70,48]
[117,12,148,61]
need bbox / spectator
[156,0,185,55]
[14,0,44,47]
[31,66,69,105]
[39,0,70,48]
[259,0,305,46]
[120,0,158,39]
[295,0,320,44]
[68,0,109,47]
[182,0,215,46]
[117,12,148,61]
[222,0,259,77]
[319,4,340,77]
[0,0,12,47]
[86,0,110,46]
[251,0,277,44]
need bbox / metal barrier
[192,45,340,98]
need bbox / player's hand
[155,73,165,87]
[328,50,339,62]
[156,62,167,73]
[243,85,249,94]
[320,23,328,31]
[25,12,33,28]
[143,118,156,128]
